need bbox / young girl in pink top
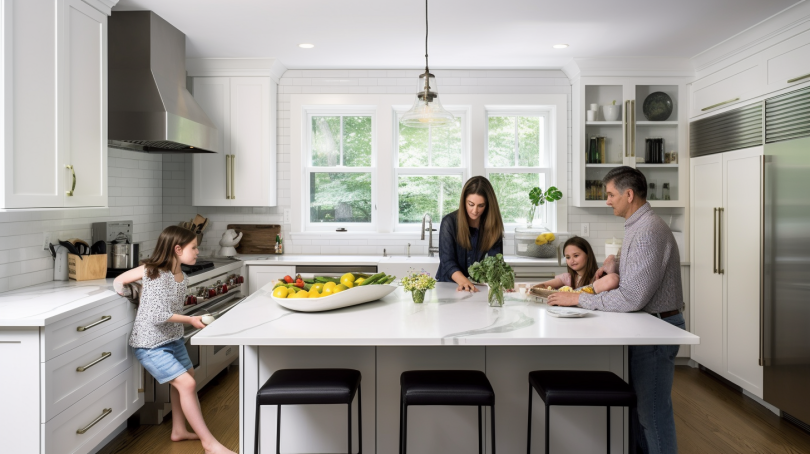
[536,236,619,293]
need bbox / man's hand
[547,292,580,307]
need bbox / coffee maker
[91,221,139,277]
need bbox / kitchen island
[193,282,698,454]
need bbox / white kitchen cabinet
[1,0,109,208]
[690,147,763,397]
[571,76,689,208]
[191,76,277,207]
[689,59,763,118]
[248,265,295,295]
[762,27,810,95]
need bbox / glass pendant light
[400,0,455,128]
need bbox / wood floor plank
[98,365,810,454]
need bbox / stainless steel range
[138,257,246,424]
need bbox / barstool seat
[527,370,636,454]
[399,370,496,454]
[255,368,362,454]
[401,370,495,406]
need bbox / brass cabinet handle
[787,72,810,84]
[702,98,740,112]
[630,100,635,157]
[713,208,718,274]
[718,207,724,274]
[66,165,76,196]
[77,315,111,332]
[76,352,111,372]
[76,408,112,434]
[225,155,231,199]
[623,100,629,157]
[230,154,236,199]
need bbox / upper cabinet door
[62,0,107,207]
[192,77,231,206]
[230,77,276,207]
[2,0,64,208]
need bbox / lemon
[355,278,365,285]
[341,273,356,284]
[295,291,309,299]
[286,287,297,297]
[308,288,321,298]
[313,283,324,292]
[323,281,337,291]
[272,287,288,298]
[335,284,348,293]
[322,286,334,296]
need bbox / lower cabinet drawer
[42,368,133,454]
[42,323,134,422]
[42,296,134,362]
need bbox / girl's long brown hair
[563,236,599,288]
[456,176,504,253]
[142,226,197,279]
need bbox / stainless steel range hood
[108,11,218,154]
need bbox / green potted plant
[401,269,437,303]
[468,253,515,307]
[527,186,563,229]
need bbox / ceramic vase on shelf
[411,289,426,304]
[602,104,620,121]
[488,285,504,307]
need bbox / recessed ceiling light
[553,44,569,49]
[299,43,315,49]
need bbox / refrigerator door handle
[759,155,765,366]
[713,207,718,274]
[718,207,725,274]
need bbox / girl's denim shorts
[133,338,193,384]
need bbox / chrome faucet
[421,213,439,257]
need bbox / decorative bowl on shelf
[602,104,621,121]
[642,92,673,121]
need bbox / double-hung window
[485,110,553,228]
[394,112,467,229]
[305,110,375,230]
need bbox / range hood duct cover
[108,11,218,153]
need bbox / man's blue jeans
[629,312,685,454]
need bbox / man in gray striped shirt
[548,166,685,454]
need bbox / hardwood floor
[99,365,810,453]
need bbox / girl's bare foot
[203,442,237,454]
[170,430,200,442]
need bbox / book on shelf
[586,135,606,164]
[597,136,606,164]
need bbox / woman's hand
[457,280,479,292]
[188,316,206,329]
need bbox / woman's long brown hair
[456,176,504,253]
[563,236,599,288]
[142,226,197,279]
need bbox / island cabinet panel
[248,265,295,295]
[0,328,41,454]
[253,347,375,454]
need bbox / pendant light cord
[424,0,429,70]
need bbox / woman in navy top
[435,176,505,291]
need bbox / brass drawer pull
[230,154,236,199]
[787,72,810,84]
[77,315,111,332]
[702,97,740,112]
[77,352,111,372]
[76,408,112,434]
[66,165,76,196]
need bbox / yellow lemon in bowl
[322,286,335,297]
[323,281,337,292]
[273,287,288,298]
[340,273,355,287]
[313,283,324,292]
[335,284,348,293]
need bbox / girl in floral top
[114,226,235,454]
[537,236,619,293]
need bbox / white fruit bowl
[272,285,397,312]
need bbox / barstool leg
[606,406,610,454]
[527,385,532,454]
[490,404,496,454]
[276,405,282,454]
[402,403,408,454]
[398,398,404,454]
[478,406,483,454]
[348,399,352,454]
[544,404,550,454]
[254,397,260,454]
[358,384,362,454]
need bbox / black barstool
[399,370,495,454]
[255,369,361,454]
[527,370,636,454]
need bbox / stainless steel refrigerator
[763,136,810,428]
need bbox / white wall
[0,149,163,292]
[162,68,672,258]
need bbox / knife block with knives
[65,239,107,281]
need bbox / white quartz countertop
[237,254,563,267]
[192,282,699,347]
[0,279,119,327]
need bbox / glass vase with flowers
[401,269,437,303]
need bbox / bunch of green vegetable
[468,254,515,307]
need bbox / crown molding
[692,1,810,77]
[562,57,693,80]
[83,0,118,15]
[185,58,288,83]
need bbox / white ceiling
[113,0,803,69]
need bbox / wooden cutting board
[227,224,282,254]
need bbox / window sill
[290,231,525,241]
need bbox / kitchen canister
[53,244,69,281]
[605,237,622,257]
